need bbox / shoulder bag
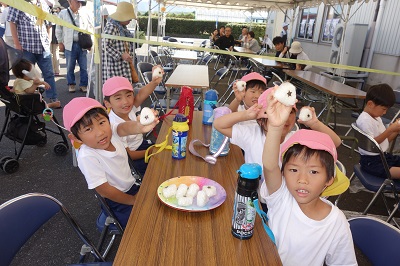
[67,9,92,50]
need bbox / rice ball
[236,81,246,92]
[273,82,296,106]
[299,107,313,122]
[186,183,200,198]
[139,107,156,126]
[152,67,163,79]
[196,190,209,207]
[177,195,193,207]
[162,184,177,198]
[202,185,217,197]
[176,184,188,199]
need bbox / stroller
[0,38,69,174]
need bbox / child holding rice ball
[214,85,341,185]
[260,88,355,265]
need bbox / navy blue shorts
[360,153,400,178]
[104,183,140,228]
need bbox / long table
[284,70,366,128]
[165,64,209,109]
[114,112,282,265]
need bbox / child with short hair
[11,59,60,109]
[356,83,400,178]
[228,72,267,114]
[260,89,356,265]
[103,73,162,177]
[215,87,341,182]
[63,97,158,228]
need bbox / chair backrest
[168,37,178,42]
[137,62,154,85]
[349,216,400,265]
[94,191,124,234]
[351,123,391,178]
[0,193,104,265]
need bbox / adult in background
[218,25,225,38]
[214,26,235,66]
[247,31,260,53]
[0,4,14,47]
[8,0,60,106]
[289,41,311,71]
[210,28,219,46]
[51,5,61,76]
[281,22,289,45]
[102,1,137,84]
[262,34,273,51]
[272,36,289,58]
[236,26,248,46]
[56,0,91,93]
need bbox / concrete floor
[1,55,399,265]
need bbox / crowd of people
[4,2,399,265]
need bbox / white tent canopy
[156,0,377,11]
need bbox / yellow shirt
[13,78,34,94]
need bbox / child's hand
[266,87,293,128]
[245,103,263,120]
[32,78,42,86]
[137,109,159,132]
[233,80,245,102]
[150,65,164,84]
[41,81,51,90]
[388,119,400,133]
[298,106,318,127]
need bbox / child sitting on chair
[356,83,400,179]
[228,72,267,114]
[260,88,356,265]
[102,72,163,177]
[63,97,159,228]
[11,59,61,109]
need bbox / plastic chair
[0,193,109,265]
[94,191,124,259]
[349,216,400,265]
[340,123,400,226]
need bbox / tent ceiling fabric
[156,0,378,11]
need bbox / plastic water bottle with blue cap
[231,163,262,240]
[171,113,189,160]
[202,89,218,125]
[209,107,231,156]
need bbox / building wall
[274,0,400,89]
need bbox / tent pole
[366,0,386,69]
[146,0,152,62]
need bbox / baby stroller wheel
[2,159,19,174]
[0,156,13,168]
[54,142,68,156]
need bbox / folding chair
[197,52,214,66]
[226,55,250,85]
[149,50,174,79]
[209,67,230,91]
[338,123,400,226]
[94,191,124,259]
[0,193,110,265]
[217,80,235,105]
[349,216,400,265]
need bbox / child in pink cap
[214,84,340,185]
[103,74,162,177]
[63,97,159,228]
[260,88,355,265]
[228,72,267,115]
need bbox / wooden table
[172,50,198,64]
[234,46,256,54]
[114,112,282,266]
[165,65,210,109]
[284,70,366,128]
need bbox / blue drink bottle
[209,106,231,156]
[202,90,218,125]
[172,114,189,159]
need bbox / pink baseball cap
[63,97,106,132]
[241,72,266,85]
[257,87,297,111]
[102,76,133,97]
[280,129,349,197]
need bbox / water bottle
[209,107,231,156]
[171,113,189,160]
[202,89,218,125]
[232,163,262,240]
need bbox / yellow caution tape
[4,0,399,77]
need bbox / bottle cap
[173,113,188,122]
[237,163,262,179]
[205,90,218,101]
[213,106,232,119]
